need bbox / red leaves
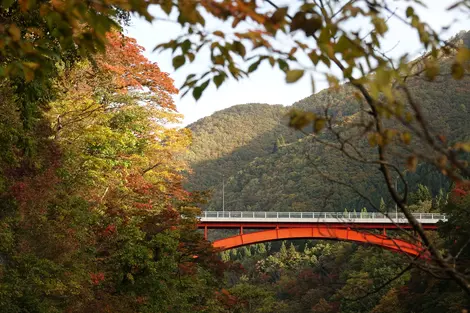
[102,224,116,236]
[90,272,105,285]
[450,180,470,202]
[133,202,153,210]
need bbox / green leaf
[334,35,350,53]
[193,87,202,100]
[213,74,225,88]
[405,6,414,18]
[308,51,319,65]
[278,59,289,72]
[196,79,210,98]
[233,41,246,58]
[2,0,15,8]
[181,40,191,53]
[285,69,304,83]
[372,17,388,36]
[172,55,186,69]
[248,60,261,73]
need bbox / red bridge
[198,211,446,257]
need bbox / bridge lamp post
[395,177,398,221]
[395,169,409,221]
[222,175,225,213]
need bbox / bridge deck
[199,211,445,229]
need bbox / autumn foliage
[0,31,227,312]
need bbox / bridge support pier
[204,226,208,240]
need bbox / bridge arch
[212,226,426,257]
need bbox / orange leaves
[98,32,178,110]
[215,288,238,307]
[406,155,418,172]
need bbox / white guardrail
[200,211,446,224]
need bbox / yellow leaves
[371,17,388,36]
[401,132,412,145]
[308,50,319,65]
[454,142,470,152]
[314,118,326,133]
[368,129,400,147]
[368,133,381,147]
[451,47,470,80]
[456,47,470,64]
[405,6,414,18]
[404,112,413,123]
[288,109,325,133]
[375,67,392,87]
[285,69,304,83]
[23,62,40,70]
[334,35,350,54]
[22,61,40,82]
[326,75,339,90]
[451,63,465,80]
[424,59,439,81]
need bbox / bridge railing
[200,211,447,221]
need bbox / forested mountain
[186,31,470,212]
[185,104,302,191]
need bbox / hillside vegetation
[185,32,470,212]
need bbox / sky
[125,1,469,126]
